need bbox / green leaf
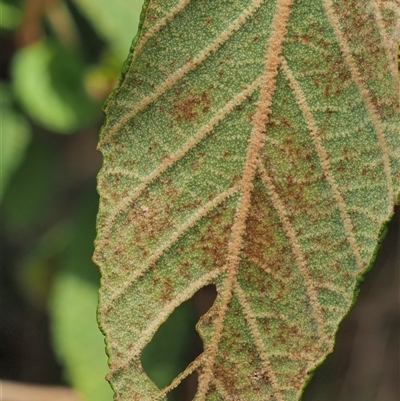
[0,1,22,30]
[94,1,400,400]
[71,0,144,59]
[0,82,31,200]
[12,40,98,133]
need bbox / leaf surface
[95,1,400,400]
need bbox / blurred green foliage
[48,190,113,401]
[1,0,144,400]
[12,39,99,133]
[0,1,22,30]
[2,1,209,400]
[0,82,31,200]
[72,0,144,59]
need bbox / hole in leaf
[141,284,217,401]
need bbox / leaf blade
[95,0,400,400]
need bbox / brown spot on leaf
[161,277,173,302]
[172,90,211,122]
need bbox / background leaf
[1,0,144,398]
[95,0,399,400]
[11,39,98,133]
[0,1,22,31]
[0,82,31,200]
[71,0,144,59]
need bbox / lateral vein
[323,0,394,210]
[99,0,268,148]
[108,267,225,375]
[280,57,365,273]
[96,78,262,257]
[102,185,239,312]
[256,158,325,339]
[234,280,284,400]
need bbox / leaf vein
[99,0,268,147]
[102,185,239,312]
[257,158,325,339]
[370,0,399,83]
[133,0,192,65]
[280,57,365,273]
[234,280,284,401]
[153,355,204,401]
[96,79,261,257]
[108,267,225,375]
[197,1,294,398]
[322,0,394,210]
[212,378,236,401]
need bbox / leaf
[0,1,22,30]
[71,0,144,58]
[12,40,98,133]
[0,82,31,200]
[94,1,400,400]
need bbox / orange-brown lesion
[171,90,212,122]
[128,183,180,255]
[242,176,292,274]
[331,0,398,117]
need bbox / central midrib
[196,1,295,400]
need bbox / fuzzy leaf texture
[94,0,400,400]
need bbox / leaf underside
[94,0,400,400]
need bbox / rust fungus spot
[161,277,173,302]
[172,90,211,122]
